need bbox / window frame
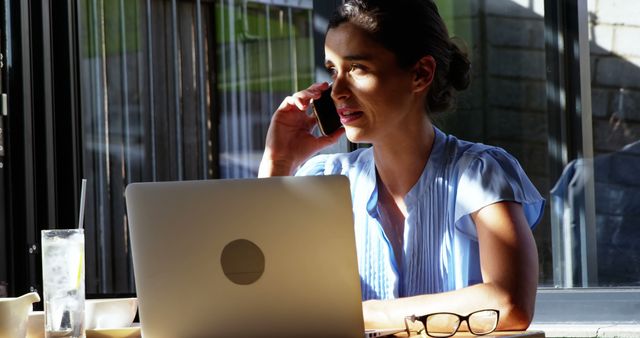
[536,0,640,324]
[535,288,640,323]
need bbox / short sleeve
[454,148,545,239]
[295,154,330,176]
[295,149,367,176]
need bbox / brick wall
[589,0,640,153]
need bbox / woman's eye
[325,64,366,78]
[349,64,366,75]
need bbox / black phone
[312,86,342,136]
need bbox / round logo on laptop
[220,239,265,285]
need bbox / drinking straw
[78,178,87,229]
[76,178,87,291]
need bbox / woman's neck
[372,118,435,214]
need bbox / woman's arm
[362,201,538,331]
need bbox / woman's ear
[412,55,436,93]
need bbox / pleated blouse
[296,127,545,300]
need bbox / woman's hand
[258,82,345,177]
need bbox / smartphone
[312,86,342,136]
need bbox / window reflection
[434,0,552,284]
[549,2,640,288]
[217,1,314,178]
[77,0,313,294]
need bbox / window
[75,0,316,294]
[78,0,219,293]
[216,0,315,178]
[553,0,640,288]
[436,0,640,323]
[533,0,640,325]
[2,0,639,325]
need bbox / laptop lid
[125,176,365,338]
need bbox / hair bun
[448,41,471,91]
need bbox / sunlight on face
[324,22,427,145]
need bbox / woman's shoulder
[441,132,519,170]
[295,147,373,176]
[441,132,545,231]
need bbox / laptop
[125,176,402,338]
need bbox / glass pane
[79,0,137,294]
[77,0,314,294]
[216,1,314,178]
[434,0,552,285]
[586,1,639,286]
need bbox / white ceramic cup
[84,298,138,330]
[27,311,44,338]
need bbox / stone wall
[589,0,640,153]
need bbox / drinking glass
[41,229,86,338]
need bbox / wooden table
[402,330,545,338]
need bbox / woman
[259,0,544,331]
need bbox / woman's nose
[331,76,350,102]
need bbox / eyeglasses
[404,309,499,338]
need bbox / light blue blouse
[296,127,545,300]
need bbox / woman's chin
[344,126,371,144]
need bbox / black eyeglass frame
[404,309,500,338]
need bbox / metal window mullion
[238,5,248,178]
[16,0,37,294]
[287,7,297,91]
[90,0,104,293]
[227,0,240,178]
[41,0,57,232]
[118,0,131,184]
[243,3,258,177]
[101,0,115,293]
[266,4,273,112]
[217,0,224,177]
[145,0,157,181]
[575,0,597,287]
[195,0,207,179]
[170,0,183,180]
[91,0,110,293]
[545,0,571,288]
[307,9,313,80]
[218,0,229,178]
[262,4,273,147]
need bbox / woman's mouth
[337,108,364,124]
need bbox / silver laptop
[125,175,392,338]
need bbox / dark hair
[328,0,471,113]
